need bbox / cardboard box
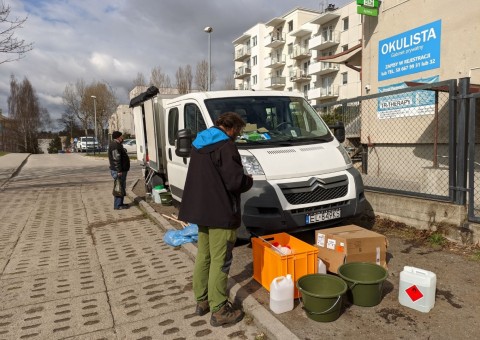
[315,225,388,273]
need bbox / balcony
[290,69,311,83]
[234,47,251,62]
[308,61,339,76]
[310,12,340,26]
[290,45,311,60]
[265,76,286,89]
[234,67,251,79]
[265,32,286,48]
[308,85,339,100]
[265,54,286,68]
[236,83,251,90]
[308,30,340,51]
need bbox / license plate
[306,208,341,224]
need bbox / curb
[127,178,299,340]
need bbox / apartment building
[232,2,362,104]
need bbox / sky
[0,0,351,127]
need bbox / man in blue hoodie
[178,112,253,327]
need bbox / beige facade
[232,3,362,104]
[109,105,134,137]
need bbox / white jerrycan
[399,266,436,313]
[269,274,294,314]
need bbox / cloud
[0,0,351,125]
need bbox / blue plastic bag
[163,223,198,246]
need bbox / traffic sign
[357,5,379,16]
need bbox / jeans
[111,170,127,209]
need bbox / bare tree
[150,66,173,94]
[195,59,216,91]
[223,73,236,90]
[175,65,193,94]
[63,79,88,136]
[0,2,33,64]
[63,79,117,143]
[8,75,49,153]
[132,72,147,88]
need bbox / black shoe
[121,204,129,208]
[114,205,129,210]
[210,302,244,327]
[195,300,210,316]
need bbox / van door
[132,105,146,163]
[166,102,207,201]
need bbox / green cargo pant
[193,225,237,313]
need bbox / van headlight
[241,155,264,175]
[337,145,352,165]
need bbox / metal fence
[468,92,480,223]
[317,79,458,202]
[318,78,480,222]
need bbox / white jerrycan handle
[406,266,430,276]
[273,276,285,289]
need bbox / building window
[253,56,257,66]
[253,75,257,85]
[287,43,293,55]
[343,17,349,31]
[342,44,348,52]
[252,36,257,46]
[288,20,293,32]
[342,72,348,85]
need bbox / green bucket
[160,192,172,206]
[296,274,347,322]
[338,262,388,307]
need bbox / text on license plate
[306,208,341,224]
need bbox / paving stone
[94,219,164,246]
[108,272,194,325]
[2,248,100,277]
[0,267,105,310]
[115,308,261,340]
[67,328,118,340]
[0,292,113,339]
[102,249,192,290]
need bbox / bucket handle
[299,295,342,315]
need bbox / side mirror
[175,129,193,157]
[329,121,345,143]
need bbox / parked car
[76,136,101,152]
[123,139,137,154]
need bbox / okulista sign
[378,20,441,81]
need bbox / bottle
[318,258,327,274]
[269,274,294,314]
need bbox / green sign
[357,5,379,16]
[356,0,379,7]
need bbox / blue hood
[193,127,230,149]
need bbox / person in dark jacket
[178,112,253,327]
[108,131,130,210]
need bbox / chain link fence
[318,80,456,201]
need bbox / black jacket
[178,127,253,229]
[108,140,130,172]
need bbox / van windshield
[204,96,332,146]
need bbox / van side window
[185,104,207,136]
[168,107,179,146]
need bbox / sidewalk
[0,153,30,187]
[127,181,299,340]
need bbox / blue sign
[377,75,439,119]
[378,20,441,81]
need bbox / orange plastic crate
[252,232,318,298]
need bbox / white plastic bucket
[399,266,436,313]
[270,274,294,314]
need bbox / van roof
[165,90,304,104]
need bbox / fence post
[455,77,469,205]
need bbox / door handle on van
[168,148,172,161]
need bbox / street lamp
[91,95,97,155]
[204,26,213,91]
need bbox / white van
[76,136,101,152]
[130,88,365,237]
